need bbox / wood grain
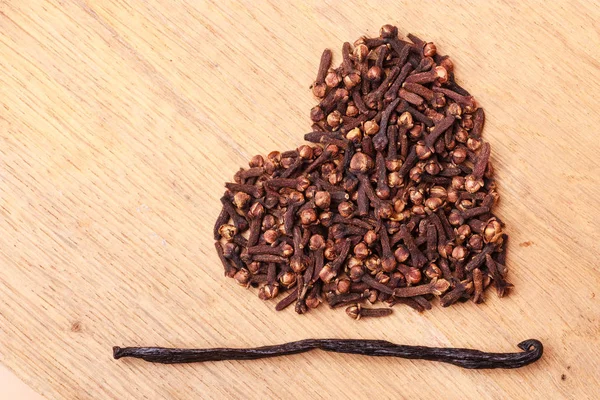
[1,1,599,398]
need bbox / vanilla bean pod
[113,339,543,369]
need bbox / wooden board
[1,1,599,398]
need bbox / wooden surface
[0,364,42,399]
[1,1,599,399]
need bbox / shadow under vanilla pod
[114,24,544,370]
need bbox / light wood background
[1,1,599,399]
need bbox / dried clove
[345,304,393,320]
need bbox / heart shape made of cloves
[214,24,511,318]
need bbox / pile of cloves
[214,24,512,318]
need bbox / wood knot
[71,321,82,332]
